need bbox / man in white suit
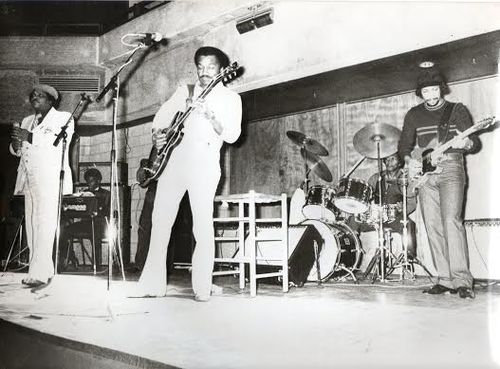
[133,47,242,301]
[10,84,74,287]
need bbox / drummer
[367,152,417,258]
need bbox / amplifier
[77,161,128,186]
[9,195,24,218]
[464,219,500,280]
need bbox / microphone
[126,32,163,45]
[81,93,92,103]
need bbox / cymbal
[353,123,401,159]
[286,130,329,156]
[301,148,332,182]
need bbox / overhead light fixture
[236,7,274,34]
[419,61,435,68]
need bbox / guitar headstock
[474,116,497,131]
[218,62,240,84]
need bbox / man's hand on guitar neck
[152,128,168,150]
[190,99,223,135]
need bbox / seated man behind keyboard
[59,168,110,271]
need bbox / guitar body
[408,140,447,195]
[137,61,241,188]
[407,116,496,195]
[139,113,184,188]
[421,148,437,174]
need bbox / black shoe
[457,287,475,299]
[21,278,45,288]
[423,284,457,295]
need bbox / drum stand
[362,140,391,282]
[335,265,358,282]
[387,172,414,280]
[384,172,434,280]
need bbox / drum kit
[287,122,417,284]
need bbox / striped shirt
[398,100,474,159]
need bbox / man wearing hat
[10,84,74,287]
[59,168,110,271]
[130,46,242,301]
[398,66,477,299]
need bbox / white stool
[213,190,288,297]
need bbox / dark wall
[0,126,19,219]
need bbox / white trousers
[24,166,59,283]
[139,140,221,298]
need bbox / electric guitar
[139,62,240,188]
[408,116,496,195]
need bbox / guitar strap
[437,102,455,143]
[185,84,195,110]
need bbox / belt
[443,152,463,160]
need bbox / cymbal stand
[386,171,434,280]
[362,140,388,282]
[302,146,311,194]
[396,172,414,279]
[382,228,401,273]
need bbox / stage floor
[0,269,499,368]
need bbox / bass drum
[302,219,361,282]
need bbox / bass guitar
[408,116,496,195]
[139,62,239,188]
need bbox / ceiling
[0,1,168,36]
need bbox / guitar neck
[164,62,238,132]
[430,117,494,159]
[432,129,470,157]
[175,79,219,127]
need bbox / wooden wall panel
[251,119,282,194]
[231,106,339,196]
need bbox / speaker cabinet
[77,161,128,186]
[243,224,323,286]
[465,219,500,280]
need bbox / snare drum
[333,178,373,214]
[302,219,361,282]
[302,185,337,223]
[355,203,388,225]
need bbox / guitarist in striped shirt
[398,66,477,299]
[130,47,242,301]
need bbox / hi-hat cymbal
[353,123,401,159]
[287,130,329,156]
[301,148,332,182]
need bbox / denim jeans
[418,153,473,289]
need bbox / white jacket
[10,107,74,195]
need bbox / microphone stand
[96,43,145,290]
[53,93,92,275]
